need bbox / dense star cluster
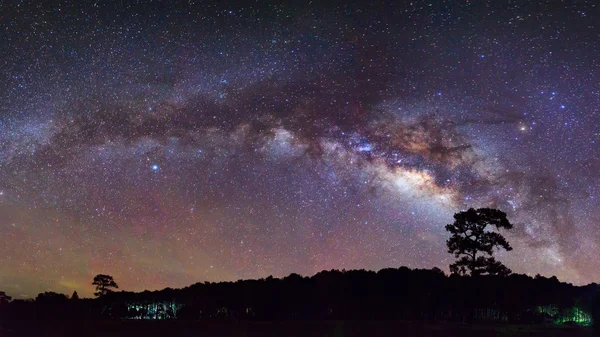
[0,1,598,298]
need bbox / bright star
[151,165,159,171]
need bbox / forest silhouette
[2,209,600,336]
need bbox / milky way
[0,1,599,297]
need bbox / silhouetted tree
[35,292,68,303]
[71,291,79,300]
[0,266,596,328]
[0,291,11,304]
[92,274,119,297]
[445,208,513,276]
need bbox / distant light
[560,105,566,109]
[151,165,159,171]
[357,143,373,152]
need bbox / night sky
[0,1,598,298]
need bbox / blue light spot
[560,105,565,109]
[357,143,373,152]
[151,165,159,171]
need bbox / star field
[0,0,599,298]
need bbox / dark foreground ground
[1,320,595,337]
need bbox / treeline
[2,267,600,326]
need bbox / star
[0,0,598,298]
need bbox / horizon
[1,0,599,299]
[5,264,592,300]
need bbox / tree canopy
[0,291,11,304]
[92,274,119,297]
[445,208,514,276]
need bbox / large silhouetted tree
[445,208,513,276]
[92,274,119,297]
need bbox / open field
[3,320,595,337]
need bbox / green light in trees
[536,305,592,326]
